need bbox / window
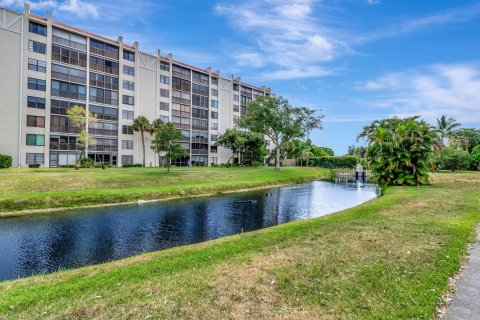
[211,111,218,119]
[89,105,118,121]
[89,87,119,105]
[90,39,119,59]
[122,140,134,149]
[210,145,218,154]
[233,115,240,123]
[122,95,134,105]
[233,83,239,91]
[27,115,45,128]
[211,100,218,108]
[192,94,208,108]
[26,153,44,165]
[160,89,169,98]
[160,115,169,122]
[211,122,218,130]
[90,72,118,90]
[233,95,239,102]
[266,140,271,146]
[28,40,46,54]
[211,134,218,142]
[160,102,169,111]
[172,90,191,104]
[192,83,208,96]
[52,44,87,68]
[51,80,86,100]
[122,155,133,165]
[233,105,239,112]
[51,99,86,115]
[123,65,135,76]
[27,96,46,109]
[122,80,134,91]
[28,59,46,73]
[192,118,208,131]
[211,88,218,97]
[122,110,134,120]
[192,71,209,85]
[123,50,135,61]
[90,56,119,75]
[122,125,133,134]
[160,61,170,71]
[29,21,46,36]
[211,77,218,85]
[160,75,170,85]
[26,134,45,146]
[89,122,118,136]
[28,78,46,91]
[52,64,87,84]
[52,27,87,51]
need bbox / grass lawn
[0,172,479,319]
[0,167,332,213]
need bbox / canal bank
[0,172,479,319]
[0,167,333,216]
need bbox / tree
[151,122,187,172]
[435,115,460,149]
[439,147,472,172]
[358,116,436,186]
[217,128,266,165]
[347,145,366,158]
[238,96,323,170]
[132,116,151,167]
[449,128,480,153]
[66,105,96,166]
[471,145,480,170]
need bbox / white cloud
[0,0,98,19]
[366,0,380,5]
[215,0,345,80]
[355,63,480,122]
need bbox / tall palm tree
[436,115,460,148]
[132,116,151,167]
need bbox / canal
[0,180,378,281]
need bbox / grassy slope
[0,167,332,212]
[0,172,479,319]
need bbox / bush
[80,157,94,168]
[251,161,263,167]
[59,165,75,168]
[440,148,471,172]
[122,163,143,168]
[0,154,12,169]
[310,156,358,168]
[28,164,40,168]
[103,162,112,168]
[471,145,480,170]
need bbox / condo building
[0,5,272,168]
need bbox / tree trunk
[141,132,146,167]
[275,147,280,171]
[167,152,171,173]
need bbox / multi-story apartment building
[0,5,272,168]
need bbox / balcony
[90,63,119,76]
[52,35,87,52]
[50,142,81,151]
[89,79,119,91]
[50,125,81,134]
[192,137,208,143]
[88,128,118,136]
[90,46,119,60]
[52,53,87,68]
[191,149,208,155]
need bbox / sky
[2,0,480,155]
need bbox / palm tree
[132,116,151,167]
[436,115,460,148]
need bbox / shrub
[0,154,12,169]
[79,157,94,168]
[471,145,480,170]
[103,162,112,168]
[251,161,263,167]
[59,165,75,168]
[358,117,436,186]
[28,164,40,168]
[310,156,358,168]
[440,148,471,172]
[122,163,143,168]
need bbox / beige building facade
[0,5,272,168]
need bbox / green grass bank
[0,167,332,214]
[0,172,479,319]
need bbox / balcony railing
[50,125,81,134]
[90,63,119,75]
[52,53,87,68]
[174,123,190,130]
[90,145,118,152]
[88,128,118,136]
[52,35,87,52]
[90,46,119,60]
[192,137,208,143]
[191,149,208,155]
[50,142,81,151]
[172,71,190,80]
[89,96,118,106]
[89,79,119,91]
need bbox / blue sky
[3,0,480,154]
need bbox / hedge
[0,154,12,169]
[310,156,359,168]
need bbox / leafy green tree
[471,145,480,169]
[132,116,152,167]
[66,105,96,166]
[217,128,266,165]
[449,128,480,153]
[238,96,323,170]
[358,116,436,186]
[347,145,366,158]
[439,147,472,172]
[151,122,187,172]
[435,115,460,148]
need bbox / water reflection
[0,180,378,281]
